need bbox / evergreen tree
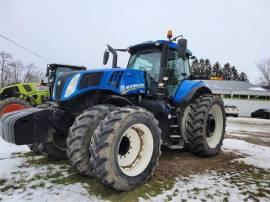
[191,58,199,75]
[222,63,232,80]
[204,59,212,79]
[231,66,239,80]
[198,58,205,75]
[239,72,248,81]
[211,62,222,77]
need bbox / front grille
[108,71,124,88]
[79,72,103,89]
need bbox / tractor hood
[52,68,145,101]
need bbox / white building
[200,80,270,117]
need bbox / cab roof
[128,40,192,56]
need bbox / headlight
[64,73,80,98]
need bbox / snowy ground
[0,117,270,202]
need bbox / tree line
[0,51,44,88]
[1,50,269,89]
[191,58,248,81]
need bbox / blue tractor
[0,31,226,191]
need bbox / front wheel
[90,107,161,191]
[186,94,226,157]
[41,132,67,160]
[66,105,115,177]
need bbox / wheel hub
[118,124,154,177]
[119,136,131,156]
[206,104,223,148]
[207,115,216,137]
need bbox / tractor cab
[44,64,87,98]
[127,40,192,95]
[104,31,192,97]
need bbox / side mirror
[103,50,109,65]
[177,38,187,58]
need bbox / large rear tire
[90,107,161,191]
[0,97,31,115]
[66,105,115,177]
[186,94,226,157]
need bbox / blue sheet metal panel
[53,68,146,101]
[173,80,205,104]
[120,69,145,95]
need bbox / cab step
[167,144,184,149]
[169,134,181,139]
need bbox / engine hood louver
[108,71,124,88]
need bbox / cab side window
[23,85,32,92]
[1,86,19,99]
[167,50,190,94]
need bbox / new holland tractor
[0,31,226,191]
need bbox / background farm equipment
[0,64,86,115]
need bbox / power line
[0,33,51,63]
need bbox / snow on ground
[226,117,270,135]
[1,183,97,202]
[0,138,101,202]
[144,172,267,202]
[223,138,270,170]
[145,136,270,201]
[0,117,270,201]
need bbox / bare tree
[23,63,44,83]
[257,58,270,87]
[0,51,12,87]
[9,60,24,84]
[23,63,37,82]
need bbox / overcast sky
[1,0,269,83]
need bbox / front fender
[172,80,211,104]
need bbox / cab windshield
[127,49,190,94]
[128,50,161,82]
[55,67,73,77]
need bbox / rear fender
[172,80,212,104]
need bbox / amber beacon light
[167,30,173,40]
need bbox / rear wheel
[0,97,31,115]
[186,94,226,156]
[176,105,192,151]
[41,133,67,160]
[90,107,161,191]
[66,105,115,176]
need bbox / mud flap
[0,108,52,145]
